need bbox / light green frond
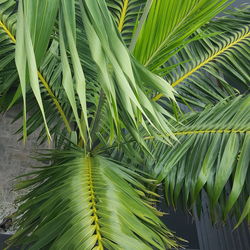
[15,0,63,141]
[132,0,232,71]
[6,150,180,249]
[151,95,250,226]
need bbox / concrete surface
[0,108,47,232]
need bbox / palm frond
[15,0,61,140]
[132,0,232,71]
[0,0,72,137]
[7,150,179,249]
[151,95,250,225]
[106,0,146,46]
[153,5,250,109]
[7,0,177,149]
[77,0,177,148]
[0,0,17,110]
[10,41,74,142]
[13,36,99,145]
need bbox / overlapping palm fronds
[151,95,250,225]
[0,0,73,139]
[0,0,249,249]
[153,5,250,109]
[77,0,177,147]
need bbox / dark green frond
[0,0,18,110]
[7,150,180,249]
[152,95,250,225]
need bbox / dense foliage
[0,0,249,249]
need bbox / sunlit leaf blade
[61,0,89,143]
[59,15,86,142]
[23,0,60,67]
[133,0,232,71]
[14,0,27,140]
[13,0,61,140]
[7,150,179,249]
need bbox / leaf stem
[118,0,129,32]
[86,157,103,249]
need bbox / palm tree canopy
[0,0,249,249]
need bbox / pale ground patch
[0,109,47,233]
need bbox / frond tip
[7,150,180,249]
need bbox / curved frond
[152,95,250,225]
[7,150,179,249]
[153,6,250,109]
[106,0,146,46]
[132,0,232,71]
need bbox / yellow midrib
[153,29,250,101]
[0,20,16,42]
[0,20,71,133]
[174,129,250,136]
[86,157,103,250]
[144,129,249,140]
[118,0,129,32]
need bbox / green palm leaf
[153,5,250,109]
[132,0,232,71]
[15,0,62,140]
[151,95,250,225]
[7,150,179,249]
